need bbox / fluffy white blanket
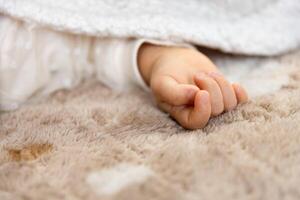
[0,0,299,55]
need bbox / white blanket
[0,0,299,56]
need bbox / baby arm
[137,43,248,129]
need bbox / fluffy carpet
[0,50,300,200]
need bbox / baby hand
[138,44,248,129]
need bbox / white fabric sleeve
[0,15,195,110]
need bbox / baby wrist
[133,39,195,91]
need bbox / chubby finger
[194,73,224,116]
[151,75,199,106]
[232,83,248,104]
[208,72,237,111]
[158,90,211,129]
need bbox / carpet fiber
[1,51,300,200]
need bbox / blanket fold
[0,0,299,56]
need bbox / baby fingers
[232,83,248,104]
[207,72,238,111]
[151,75,199,106]
[194,73,224,116]
[158,90,211,129]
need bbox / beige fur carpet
[1,50,300,200]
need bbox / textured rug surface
[1,51,300,200]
